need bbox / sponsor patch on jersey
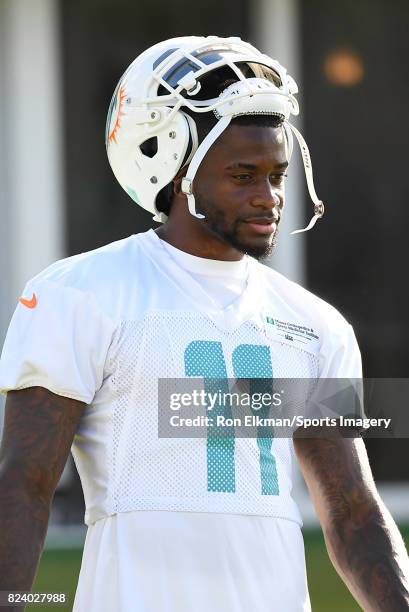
[264,315,320,354]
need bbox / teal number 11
[184,340,279,496]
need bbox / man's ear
[173,165,188,196]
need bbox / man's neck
[155,221,244,262]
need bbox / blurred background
[0,0,408,610]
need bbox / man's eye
[234,174,252,180]
[270,173,288,183]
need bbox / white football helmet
[106,35,324,233]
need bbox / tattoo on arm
[0,387,85,599]
[294,431,409,611]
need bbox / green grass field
[29,526,409,611]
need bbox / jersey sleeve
[313,320,364,423]
[319,321,362,379]
[0,279,116,404]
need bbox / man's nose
[250,180,282,209]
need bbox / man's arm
[0,387,86,603]
[293,429,409,611]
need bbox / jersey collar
[140,229,266,332]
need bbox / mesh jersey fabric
[0,229,362,525]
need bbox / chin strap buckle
[291,200,325,235]
[315,201,325,217]
[181,178,193,196]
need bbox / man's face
[192,124,288,259]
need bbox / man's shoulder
[28,232,149,294]
[254,260,352,329]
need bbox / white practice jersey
[0,229,362,612]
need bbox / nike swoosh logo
[19,293,37,309]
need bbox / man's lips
[242,216,279,235]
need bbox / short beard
[195,192,278,260]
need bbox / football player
[0,36,408,611]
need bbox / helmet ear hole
[140,136,158,158]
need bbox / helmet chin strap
[181,116,232,218]
[152,212,168,222]
[181,115,324,234]
[287,123,325,234]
